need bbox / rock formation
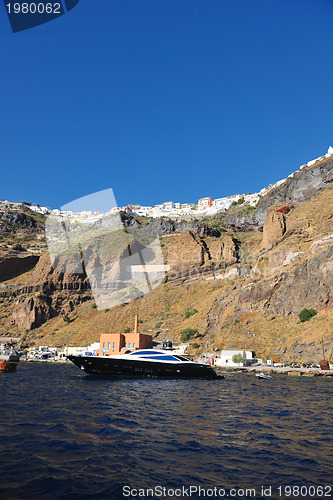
[261,207,287,250]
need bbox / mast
[321,337,326,360]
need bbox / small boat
[0,349,20,372]
[68,349,219,379]
[256,372,273,380]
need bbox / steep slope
[0,156,332,363]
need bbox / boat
[256,372,273,380]
[319,337,330,370]
[68,349,219,379]
[0,349,20,372]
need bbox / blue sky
[1,0,333,209]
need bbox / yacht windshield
[173,355,190,361]
[129,350,165,356]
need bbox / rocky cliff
[0,156,332,363]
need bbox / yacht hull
[68,355,217,379]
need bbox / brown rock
[167,230,206,271]
[261,208,287,250]
[205,235,237,266]
[276,205,291,214]
[11,295,52,330]
[29,253,89,291]
[238,282,275,304]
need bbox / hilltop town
[5,146,333,222]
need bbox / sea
[0,362,332,500]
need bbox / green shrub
[232,353,244,364]
[184,308,198,319]
[231,198,245,207]
[298,309,317,322]
[202,217,227,234]
[243,204,256,213]
[104,308,110,313]
[191,342,200,349]
[181,331,190,342]
[92,303,97,309]
[180,328,199,342]
[122,327,131,333]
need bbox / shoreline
[22,358,333,377]
[216,365,333,377]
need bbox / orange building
[198,197,213,209]
[98,316,152,355]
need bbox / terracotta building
[98,316,152,355]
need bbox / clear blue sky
[1,0,333,209]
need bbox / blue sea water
[0,363,332,500]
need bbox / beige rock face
[167,230,205,271]
[261,210,286,250]
[167,230,238,274]
[205,235,237,266]
[28,253,53,284]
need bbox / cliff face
[10,253,91,330]
[0,255,40,281]
[203,155,333,231]
[255,158,333,225]
[11,295,54,331]
[166,230,237,276]
[0,159,332,362]
[268,245,333,316]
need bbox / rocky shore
[216,366,333,377]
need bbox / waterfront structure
[215,350,247,367]
[27,342,101,360]
[99,316,152,355]
[99,332,152,355]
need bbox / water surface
[0,363,332,499]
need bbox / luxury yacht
[68,349,218,379]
